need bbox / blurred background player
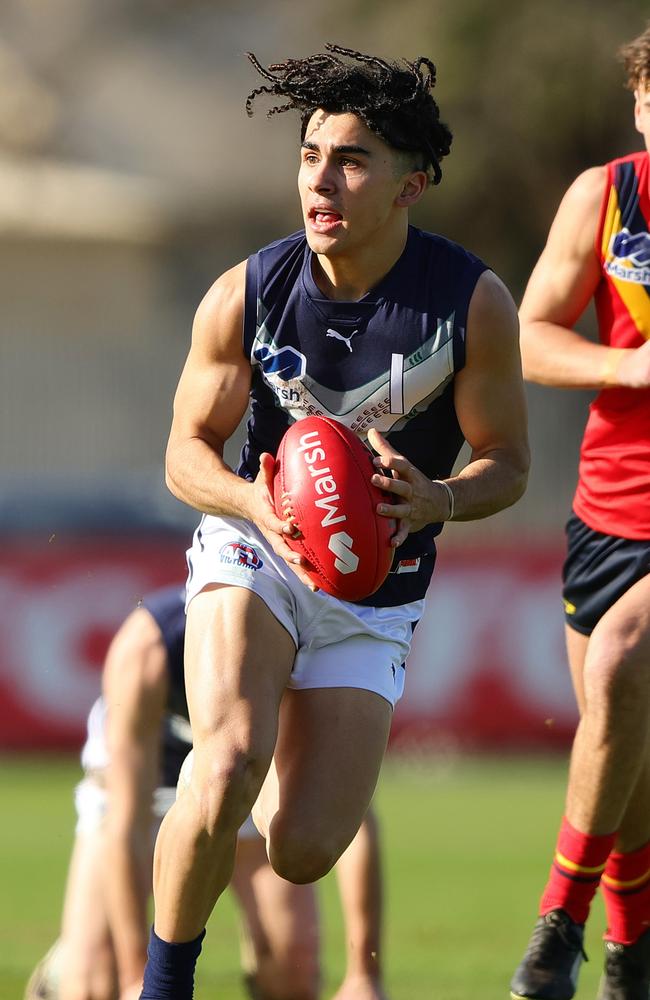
[510,23,650,1000]
[25,585,389,1000]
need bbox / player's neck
[312,225,409,302]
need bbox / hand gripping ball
[273,416,395,601]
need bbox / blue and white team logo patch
[219,541,264,571]
[253,343,306,381]
[611,229,650,265]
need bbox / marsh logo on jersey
[219,541,263,571]
[606,228,650,284]
[253,342,307,406]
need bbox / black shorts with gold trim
[562,512,650,636]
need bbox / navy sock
[140,927,206,1000]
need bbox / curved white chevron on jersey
[252,313,456,437]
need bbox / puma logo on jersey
[326,328,359,352]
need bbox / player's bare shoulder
[167,258,250,460]
[465,269,520,363]
[519,166,606,325]
[549,165,607,249]
[191,260,248,362]
[563,165,607,211]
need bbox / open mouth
[308,207,343,229]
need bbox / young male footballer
[141,44,529,999]
[510,23,650,1000]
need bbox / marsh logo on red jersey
[607,228,650,284]
[219,541,263,571]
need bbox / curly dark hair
[620,24,650,91]
[244,43,452,186]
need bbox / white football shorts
[186,514,424,708]
[74,696,259,839]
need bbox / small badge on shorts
[219,541,263,571]
[394,557,421,574]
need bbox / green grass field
[0,753,609,1000]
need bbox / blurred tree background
[0,0,647,534]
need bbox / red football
[273,416,395,601]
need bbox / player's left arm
[370,271,529,544]
[102,609,169,997]
[447,269,530,519]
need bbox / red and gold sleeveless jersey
[573,152,650,539]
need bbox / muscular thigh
[590,572,650,666]
[577,573,650,719]
[262,685,392,850]
[184,585,296,751]
[563,517,650,709]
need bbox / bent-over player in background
[141,45,529,999]
[510,23,650,1000]
[26,586,390,1000]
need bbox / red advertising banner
[0,535,578,751]
[0,535,187,749]
[395,543,578,750]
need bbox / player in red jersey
[510,25,650,1000]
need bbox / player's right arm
[520,165,650,389]
[165,262,312,581]
[165,262,255,515]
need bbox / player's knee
[268,824,339,883]
[192,747,270,837]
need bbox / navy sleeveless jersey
[237,225,488,607]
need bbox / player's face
[298,110,415,256]
[634,84,650,152]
